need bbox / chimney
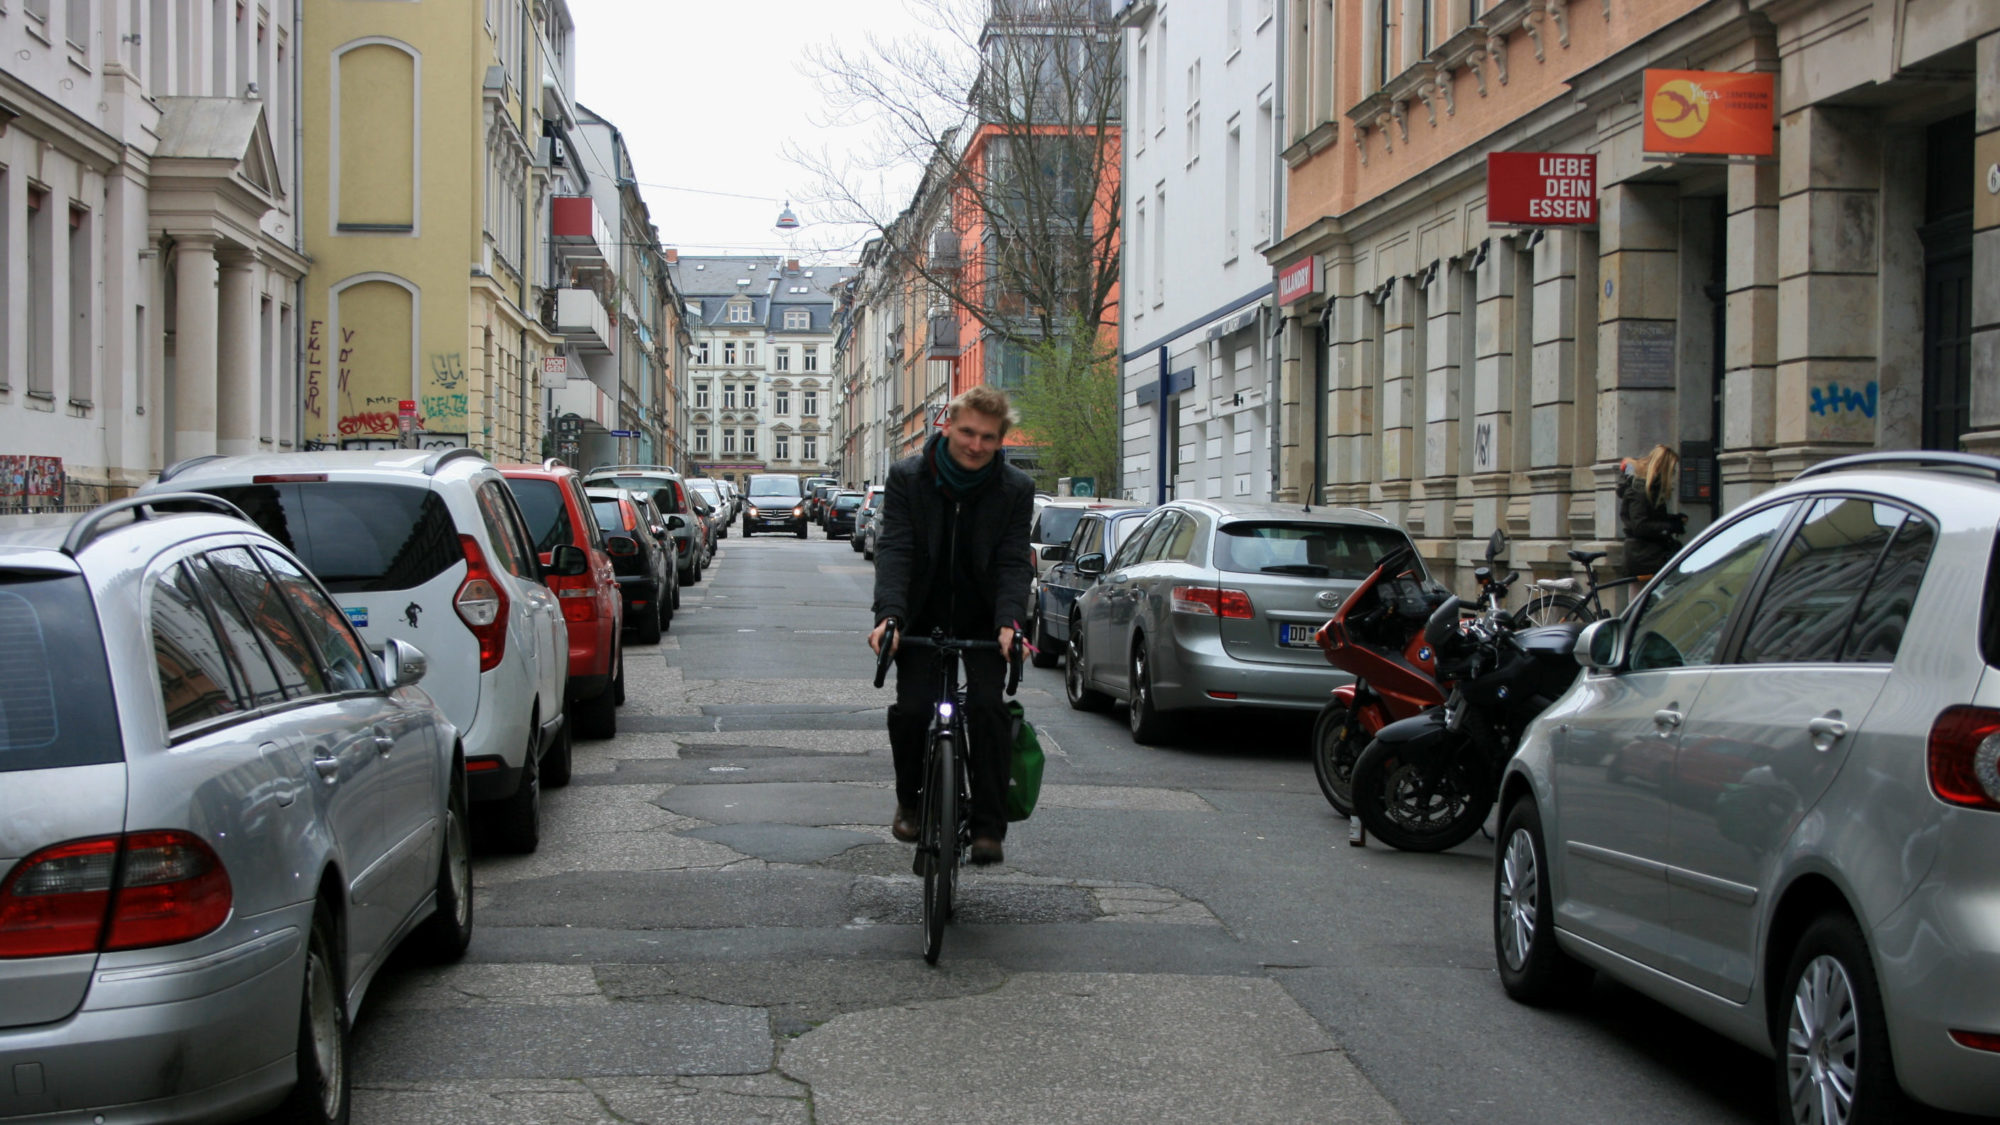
[665,248,679,263]
[787,259,800,273]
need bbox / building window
[803,345,819,372]
[775,389,790,415]
[775,347,791,371]
[802,389,818,416]
[694,382,709,409]
[1224,122,1242,262]
[1377,0,1394,87]
[722,383,737,409]
[1186,61,1201,164]
[69,206,91,404]
[743,429,756,455]
[697,341,710,365]
[26,187,50,398]
[722,340,736,365]
[695,427,709,453]
[776,434,790,460]
[743,385,756,410]
[802,435,818,462]
[743,341,757,366]
[728,302,753,324]
[784,308,809,330]
[722,428,736,454]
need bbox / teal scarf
[927,430,999,500]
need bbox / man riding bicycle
[868,385,1035,866]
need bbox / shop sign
[541,355,569,386]
[1487,152,1597,225]
[1642,69,1775,157]
[1277,255,1322,305]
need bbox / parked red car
[502,460,626,739]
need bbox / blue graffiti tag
[1808,381,1878,419]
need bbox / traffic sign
[608,430,638,438]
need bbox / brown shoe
[970,837,1004,866]
[891,806,920,843]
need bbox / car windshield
[200,482,462,593]
[1212,522,1412,580]
[834,495,862,510]
[509,478,574,552]
[590,500,627,531]
[749,477,802,499]
[0,572,122,772]
[1037,507,1092,546]
[593,475,683,514]
[689,483,720,503]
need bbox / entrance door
[1921,113,1973,451]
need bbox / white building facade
[0,0,307,503]
[1118,0,1284,503]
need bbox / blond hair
[1628,444,1680,509]
[947,384,1018,436]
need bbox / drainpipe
[293,0,307,449]
[1267,6,1286,501]
[518,0,532,461]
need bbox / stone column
[1326,256,1374,502]
[1378,276,1418,490]
[1720,160,1780,500]
[1274,311,1312,503]
[1468,238,1518,541]
[1968,33,2000,456]
[171,234,219,460]
[1772,105,1880,475]
[1596,182,1680,539]
[1420,260,1464,542]
[215,251,261,455]
[1527,228,1582,543]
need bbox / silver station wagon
[1493,452,2000,1124]
[0,496,470,1123]
[1064,498,1418,744]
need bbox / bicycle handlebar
[871,625,1024,695]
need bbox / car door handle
[1808,715,1849,752]
[1653,709,1683,734]
[374,727,395,754]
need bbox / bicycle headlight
[937,702,955,721]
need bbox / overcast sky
[562,0,947,265]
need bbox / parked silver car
[1493,451,2000,1123]
[1064,498,1418,743]
[1027,505,1155,667]
[0,495,470,1123]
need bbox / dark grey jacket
[871,447,1036,636]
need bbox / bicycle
[1513,548,1641,625]
[874,625,1023,964]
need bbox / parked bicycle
[1513,548,1641,625]
[874,625,1023,964]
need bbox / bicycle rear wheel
[1515,592,1595,627]
[920,731,959,965]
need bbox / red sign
[1486,152,1597,225]
[1277,255,1322,305]
[397,399,418,416]
[1643,69,1774,157]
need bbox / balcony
[550,196,610,267]
[927,315,961,358]
[556,287,614,354]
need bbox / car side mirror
[1042,544,1068,563]
[666,514,687,531]
[548,543,589,578]
[650,525,667,538]
[380,637,429,688]
[1076,552,1106,577]
[1576,618,1625,671]
[604,533,639,558]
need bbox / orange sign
[1642,69,1774,157]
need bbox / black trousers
[888,644,1009,841]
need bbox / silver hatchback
[1493,452,2000,1123]
[0,495,470,1123]
[1064,498,1418,744]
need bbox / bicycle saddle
[1567,549,1607,566]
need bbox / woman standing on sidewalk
[1617,444,1686,579]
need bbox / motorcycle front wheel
[1310,701,1364,817]
[1351,736,1492,852]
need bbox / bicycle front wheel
[920,731,959,965]
[1515,592,1595,627]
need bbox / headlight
[792,505,804,517]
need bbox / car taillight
[456,534,509,672]
[1171,586,1254,619]
[1,831,231,958]
[1928,706,2000,812]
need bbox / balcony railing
[927,315,961,358]
[556,288,614,354]
[551,196,610,268]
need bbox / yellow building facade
[301,0,567,458]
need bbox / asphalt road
[348,529,1805,1125]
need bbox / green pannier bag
[1004,700,1045,822]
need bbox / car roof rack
[156,453,228,483]
[588,464,678,475]
[62,492,251,557]
[1792,451,2000,484]
[423,447,487,476]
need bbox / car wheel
[1776,914,1907,1125]
[490,730,540,854]
[634,595,663,645]
[1030,596,1060,669]
[574,679,617,740]
[415,762,475,962]
[613,647,626,705]
[1127,639,1167,744]
[864,540,875,561]
[1065,618,1109,711]
[541,711,573,788]
[671,582,681,610]
[796,525,807,539]
[272,903,349,1124]
[1494,799,1590,1004]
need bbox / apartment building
[1266,0,1996,590]
[0,0,307,502]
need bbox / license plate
[1281,624,1318,648]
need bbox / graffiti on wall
[1808,380,1878,419]
[305,320,325,419]
[1,456,65,507]
[1808,379,1879,443]
[426,353,469,426]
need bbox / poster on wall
[0,455,65,508]
[1642,69,1775,157]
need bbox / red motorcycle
[1310,533,1512,817]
